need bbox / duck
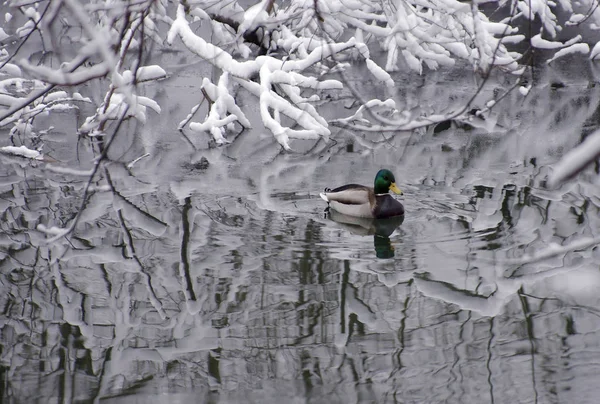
[320,169,404,218]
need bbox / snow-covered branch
[2,0,600,153]
[187,73,252,145]
[168,4,366,148]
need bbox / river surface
[1,43,600,403]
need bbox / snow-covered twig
[188,73,251,145]
[0,145,43,160]
[19,61,111,86]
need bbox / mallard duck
[320,169,404,218]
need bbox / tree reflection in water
[1,64,600,404]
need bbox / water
[1,54,600,403]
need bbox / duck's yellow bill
[389,182,403,195]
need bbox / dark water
[2,53,600,403]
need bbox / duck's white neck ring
[375,193,388,196]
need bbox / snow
[72,92,92,102]
[501,34,526,44]
[366,59,394,87]
[0,145,42,160]
[167,5,257,79]
[332,98,402,129]
[259,65,299,150]
[591,42,600,59]
[0,64,22,77]
[188,73,251,145]
[79,91,161,131]
[121,65,167,83]
[20,60,111,85]
[268,70,342,90]
[0,94,17,109]
[547,43,590,64]
[531,35,563,49]
[482,21,518,35]
[24,7,38,19]
[567,13,586,25]
[519,85,531,96]
[44,91,69,102]
[548,128,600,186]
[519,0,560,37]
[16,20,34,37]
[237,0,271,35]
[403,49,422,73]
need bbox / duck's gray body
[320,184,404,219]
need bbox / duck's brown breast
[373,195,404,218]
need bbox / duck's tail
[320,188,331,202]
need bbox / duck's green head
[374,169,403,195]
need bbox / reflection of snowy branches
[549,129,600,187]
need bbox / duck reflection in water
[326,209,404,259]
